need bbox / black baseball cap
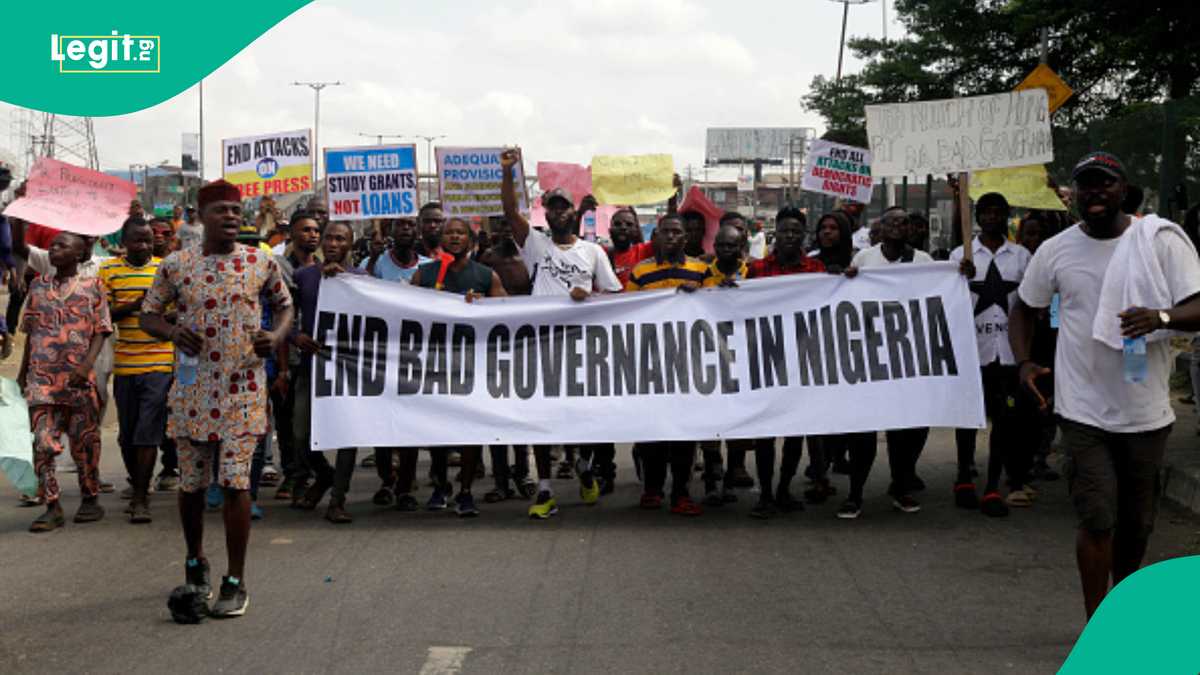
[1072,151,1127,182]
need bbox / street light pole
[292,81,343,192]
[414,134,446,203]
[358,132,406,146]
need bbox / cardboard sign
[801,140,873,204]
[1015,64,1073,114]
[221,129,312,198]
[969,164,1067,211]
[2,157,136,236]
[865,90,1054,178]
[436,147,527,217]
[324,144,418,220]
[591,154,675,205]
[536,162,592,207]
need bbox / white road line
[418,646,472,675]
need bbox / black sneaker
[210,576,248,618]
[749,498,777,520]
[455,492,480,518]
[891,494,921,514]
[185,558,213,601]
[836,499,863,520]
[372,485,395,506]
[394,494,420,512]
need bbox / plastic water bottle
[582,211,597,242]
[176,336,199,386]
[1123,336,1147,384]
[1049,293,1060,329]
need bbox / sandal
[1005,489,1034,508]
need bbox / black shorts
[114,372,171,449]
[1059,418,1170,537]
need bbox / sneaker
[484,486,515,503]
[250,503,264,521]
[210,577,249,618]
[981,491,1010,517]
[749,498,777,520]
[120,485,135,500]
[579,470,600,505]
[185,558,213,600]
[372,486,395,506]
[73,497,105,523]
[129,500,152,524]
[206,484,224,510]
[803,479,836,505]
[394,494,420,511]
[953,483,979,509]
[528,491,558,519]
[325,499,353,524]
[670,496,702,516]
[426,489,449,511]
[836,499,863,520]
[727,466,755,488]
[29,502,65,533]
[274,478,295,501]
[891,494,921,514]
[455,492,480,518]
[639,492,663,510]
[516,476,537,499]
[156,472,180,492]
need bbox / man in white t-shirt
[949,193,1031,517]
[501,149,622,520]
[1011,151,1200,619]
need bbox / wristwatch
[1158,310,1172,328]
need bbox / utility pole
[291,80,343,192]
[358,132,405,146]
[414,134,446,203]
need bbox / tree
[803,0,1200,214]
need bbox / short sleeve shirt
[142,244,292,441]
[519,228,622,296]
[21,276,112,407]
[99,256,174,375]
[360,250,432,283]
[850,244,933,268]
[1018,223,1200,433]
[950,238,1031,366]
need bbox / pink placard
[3,158,136,236]
[679,186,723,254]
[594,204,620,240]
[536,161,592,207]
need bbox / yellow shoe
[528,492,558,519]
[580,475,600,505]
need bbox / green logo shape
[2,2,312,116]
[1059,555,1200,673]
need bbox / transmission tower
[10,109,100,174]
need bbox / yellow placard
[969,164,1067,211]
[590,154,675,205]
[1015,63,1073,113]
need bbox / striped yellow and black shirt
[625,255,710,292]
[98,257,174,375]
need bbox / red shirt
[24,223,63,250]
[747,252,825,278]
[609,241,654,286]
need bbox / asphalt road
[2,324,1200,674]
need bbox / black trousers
[844,429,928,503]
[642,441,694,499]
[954,362,1022,492]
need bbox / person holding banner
[625,214,710,516]
[607,207,653,286]
[1010,151,1200,619]
[140,179,294,619]
[410,217,507,517]
[415,203,446,259]
[364,217,431,283]
[949,193,1031,517]
[289,221,364,524]
[500,149,622,519]
[810,211,854,274]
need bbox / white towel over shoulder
[1092,215,1195,350]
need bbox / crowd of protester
[2,149,1198,623]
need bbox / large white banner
[865,89,1053,178]
[310,265,985,449]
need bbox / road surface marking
[418,646,472,675]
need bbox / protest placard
[2,157,135,236]
[865,89,1054,178]
[311,265,985,448]
[591,154,675,205]
[536,161,592,207]
[969,164,1067,211]
[324,144,418,221]
[436,147,527,217]
[801,140,874,203]
[221,128,312,199]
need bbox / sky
[1,0,904,181]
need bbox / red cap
[197,179,242,210]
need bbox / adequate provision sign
[310,265,986,449]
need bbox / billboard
[705,127,811,165]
